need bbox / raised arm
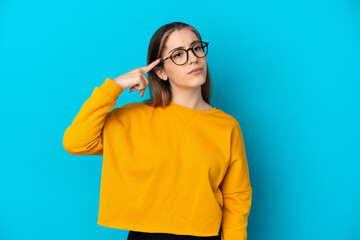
[62,58,162,156]
[62,78,123,155]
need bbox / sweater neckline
[168,101,218,115]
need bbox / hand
[112,58,162,98]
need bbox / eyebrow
[168,40,201,54]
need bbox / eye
[193,43,203,51]
[173,52,183,58]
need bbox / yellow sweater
[63,78,252,240]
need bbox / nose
[187,49,198,63]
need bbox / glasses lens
[193,42,207,58]
[172,49,187,65]
[171,42,208,65]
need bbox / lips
[188,67,203,74]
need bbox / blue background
[0,0,359,239]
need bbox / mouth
[188,67,203,74]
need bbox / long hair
[143,22,212,107]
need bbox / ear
[154,66,169,81]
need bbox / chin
[188,76,206,87]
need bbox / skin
[154,28,213,110]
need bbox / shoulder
[213,109,240,127]
[107,102,150,119]
[113,102,147,112]
[212,109,245,140]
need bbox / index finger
[140,58,162,73]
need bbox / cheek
[164,63,177,75]
[166,65,187,79]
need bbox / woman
[63,22,252,240]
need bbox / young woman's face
[155,28,208,89]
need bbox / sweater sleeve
[63,78,124,155]
[219,120,252,240]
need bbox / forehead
[165,29,200,50]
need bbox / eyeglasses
[160,41,209,66]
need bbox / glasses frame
[160,41,209,66]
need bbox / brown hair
[143,22,212,107]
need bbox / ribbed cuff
[98,78,124,101]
